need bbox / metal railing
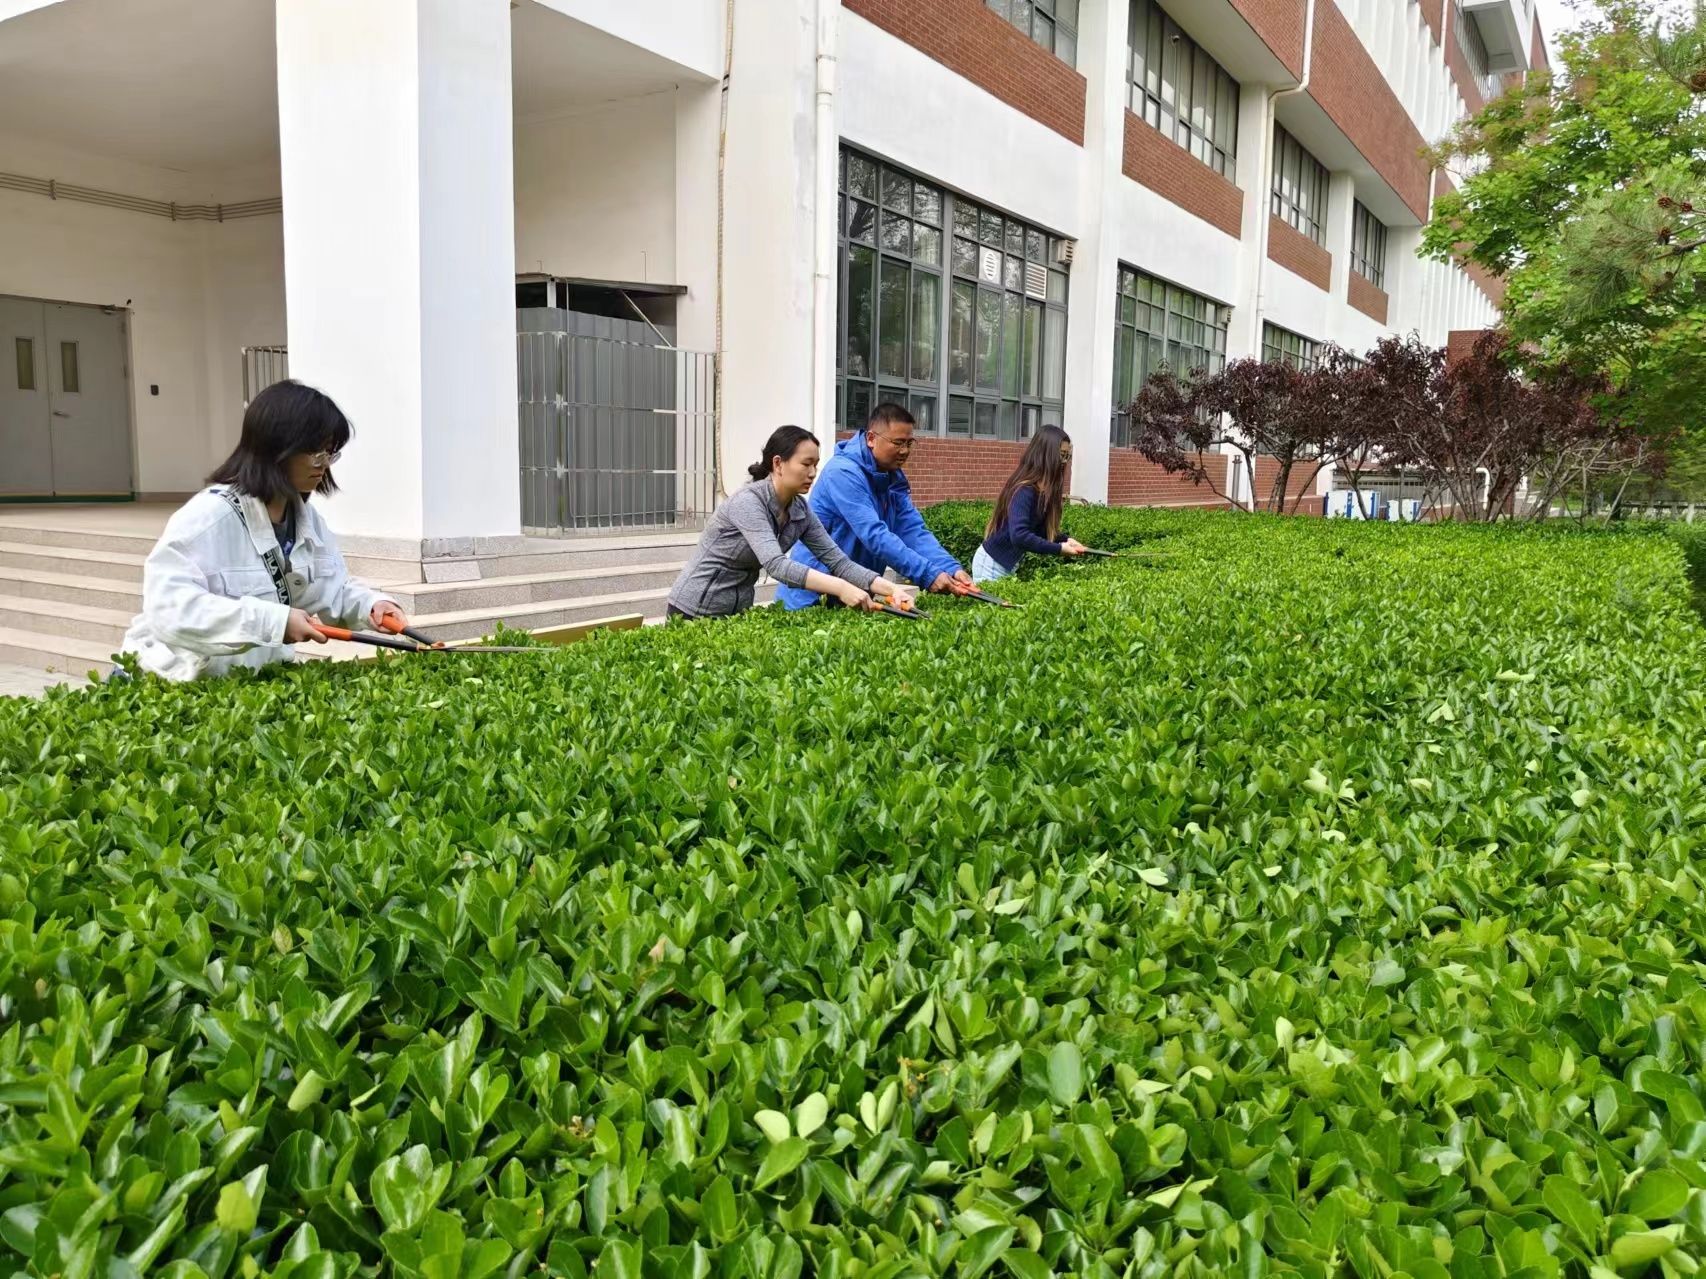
[517,322,717,534]
[241,345,289,406]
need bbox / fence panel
[517,314,717,534]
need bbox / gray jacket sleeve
[730,489,817,589]
[802,507,880,591]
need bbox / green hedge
[3,514,1706,1279]
[921,502,1188,577]
[1668,523,1706,615]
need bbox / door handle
[52,410,70,418]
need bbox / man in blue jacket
[776,402,975,609]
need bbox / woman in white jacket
[121,380,409,681]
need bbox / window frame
[1128,0,1241,178]
[1350,201,1389,291]
[986,0,1079,69]
[1110,267,1230,448]
[1269,126,1330,247]
[838,146,1069,442]
[1262,322,1319,371]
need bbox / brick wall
[1531,13,1549,70]
[1421,0,1444,43]
[1463,259,1508,306]
[1267,216,1332,291]
[1309,1,1432,220]
[1443,9,1488,113]
[1348,271,1390,324]
[844,0,1087,145]
[1446,329,1486,365]
[834,434,1031,506]
[1123,113,1245,239]
[1254,454,1325,512]
[1230,0,1307,77]
[1108,450,1233,509]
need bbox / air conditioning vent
[1054,238,1077,266]
[1024,262,1048,299]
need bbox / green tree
[1422,0,1706,437]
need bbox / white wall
[531,0,722,81]
[0,132,284,495]
[514,92,677,284]
[839,12,1080,240]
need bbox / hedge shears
[308,620,543,653]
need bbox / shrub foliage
[3,511,1705,1279]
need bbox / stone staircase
[0,512,752,679]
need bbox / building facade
[0,0,1541,557]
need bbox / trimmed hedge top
[2,509,1705,1279]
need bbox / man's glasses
[874,433,915,453]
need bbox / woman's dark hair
[748,425,820,482]
[207,380,352,502]
[986,425,1072,542]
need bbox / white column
[675,80,723,515]
[1229,86,1273,362]
[719,0,817,493]
[1326,171,1356,309]
[276,0,520,545]
[1061,0,1129,506]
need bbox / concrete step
[473,531,701,578]
[387,559,688,615]
[0,596,130,646]
[0,626,115,678]
[0,541,146,583]
[0,565,143,613]
[0,521,159,556]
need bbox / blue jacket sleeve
[887,483,963,581]
[1008,486,1064,556]
[822,469,943,586]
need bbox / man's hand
[285,609,327,644]
[933,569,977,596]
[370,600,408,633]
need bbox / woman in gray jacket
[667,426,917,619]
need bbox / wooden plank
[446,613,646,650]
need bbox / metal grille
[517,313,717,534]
[241,345,289,405]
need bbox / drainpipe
[810,0,839,443]
[1244,0,1315,511]
[713,0,736,499]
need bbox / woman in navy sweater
[972,425,1087,582]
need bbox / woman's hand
[370,600,408,633]
[870,579,919,607]
[285,609,328,643]
[833,580,880,611]
[1062,538,1089,556]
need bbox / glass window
[1129,0,1240,178]
[60,341,79,394]
[1270,127,1330,246]
[838,146,1068,437]
[1110,267,1230,446]
[15,337,34,392]
[1262,322,1319,370]
[1351,200,1389,291]
[986,0,1078,68]
[836,151,946,428]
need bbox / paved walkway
[0,662,91,699]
